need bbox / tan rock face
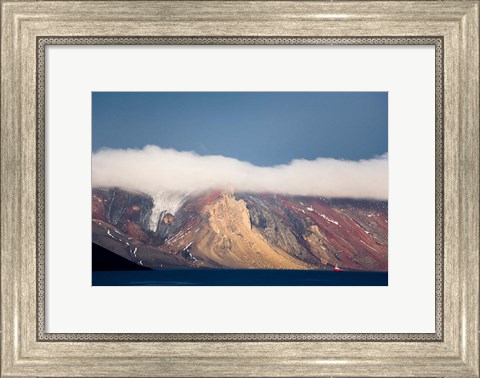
[205,193,251,233]
[192,192,311,269]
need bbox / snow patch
[106,229,121,241]
[149,192,188,231]
[320,214,339,225]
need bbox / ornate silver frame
[2,2,478,376]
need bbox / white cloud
[92,145,388,200]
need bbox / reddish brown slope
[92,188,388,271]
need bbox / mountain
[92,242,151,271]
[92,188,388,271]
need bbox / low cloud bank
[92,145,388,200]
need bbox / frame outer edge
[458,2,479,376]
[1,0,479,377]
[1,0,22,376]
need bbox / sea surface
[92,269,388,286]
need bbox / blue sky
[92,92,387,166]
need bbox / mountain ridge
[92,187,388,271]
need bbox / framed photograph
[1,1,478,377]
[91,91,389,287]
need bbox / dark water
[92,269,388,286]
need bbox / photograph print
[92,92,388,286]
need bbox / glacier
[148,192,189,231]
